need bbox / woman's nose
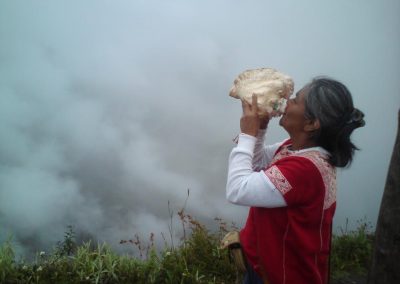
[285,98,294,109]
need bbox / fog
[0,0,399,258]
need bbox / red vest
[240,140,336,284]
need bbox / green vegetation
[0,215,373,284]
[0,210,238,284]
[330,218,374,282]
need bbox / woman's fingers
[240,94,261,137]
[259,113,270,129]
[251,94,258,114]
[241,98,250,113]
[241,94,258,115]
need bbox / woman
[226,77,365,284]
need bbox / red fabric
[240,141,336,284]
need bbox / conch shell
[229,68,294,117]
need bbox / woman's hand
[259,114,270,130]
[240,94,267,137]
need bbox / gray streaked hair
[304,77,365,167]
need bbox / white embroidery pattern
[270,147,291,165]
[265,165,292,194]
[299,152,337,209]
[269,145,337,209]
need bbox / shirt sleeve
[252,130,283,171]
[226,133,287,208]
[264,157,323,206]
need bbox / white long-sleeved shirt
[226,130,287,207]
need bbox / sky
[0,0,399,258]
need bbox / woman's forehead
[296,88,307,99]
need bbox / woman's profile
[226,77,365,284]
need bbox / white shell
[229,68,294,117]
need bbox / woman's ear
[304,119,320,132]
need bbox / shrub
[0,212,237,283]
[330,218,374,280]
[0,216,373,283]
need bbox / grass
[0,214,373,284]
[0,210,238,284]
[330,218,374,282]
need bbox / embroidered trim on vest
[299,152,337,209]
[265,165,292,194]
[269,145,337,209]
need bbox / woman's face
[279,87,309,136]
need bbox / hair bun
[347,108,365,127]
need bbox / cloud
[0,0,399,258]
